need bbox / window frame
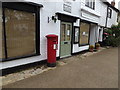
[107,8,112,18]
[73,26,80,44]
[117,13,120,22]
[1,2,41,62]
[85,0,95,10]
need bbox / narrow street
[3,48,118,88]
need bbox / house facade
[0,0,119,71]
[104,2,119,28]
[118,1,120,22]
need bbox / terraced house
[0,0,119,73]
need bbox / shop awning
[56,12,79,22]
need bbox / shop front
[0,2,43,62]
[56,12,79,58]
[72,19,98,54]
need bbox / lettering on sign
[63,4,71,13]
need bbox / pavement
[2,47,118,88]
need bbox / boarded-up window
[4,8,36,58]
[79,22,90,46]
[0,7,5,59]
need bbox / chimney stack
[111,0,115,7]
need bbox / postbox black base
[47,63,56,67]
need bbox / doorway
[60,22,72,58]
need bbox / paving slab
[2,47,118,88]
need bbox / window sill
[0,53,41,62]
[85,5,94,10]
[79,44,89,47]
[73,42,79,44]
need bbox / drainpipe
[105,6,109,28]
[102,5,109,45]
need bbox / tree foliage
[104,22,120,47]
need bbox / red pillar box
[46,34,58,67]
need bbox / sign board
[63,4,71,13]
[63,0,72,13]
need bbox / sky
[107,0,119,9]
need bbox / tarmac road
[3,47,118,88]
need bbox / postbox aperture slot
[64,42,68,44]
[53,41,56,42]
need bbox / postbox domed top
[46,34,58,38]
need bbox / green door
[60,22,72,58]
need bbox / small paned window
[61,24,66,41]
[85,0,95,10]
[108,8,112,18]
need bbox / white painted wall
[40,2,60,57]
[99,1,107,27]
[89,24,96,46]
[73,44,89,53]
[98,27,103,42]
[0,0,119,70]
[107,7,118,28]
